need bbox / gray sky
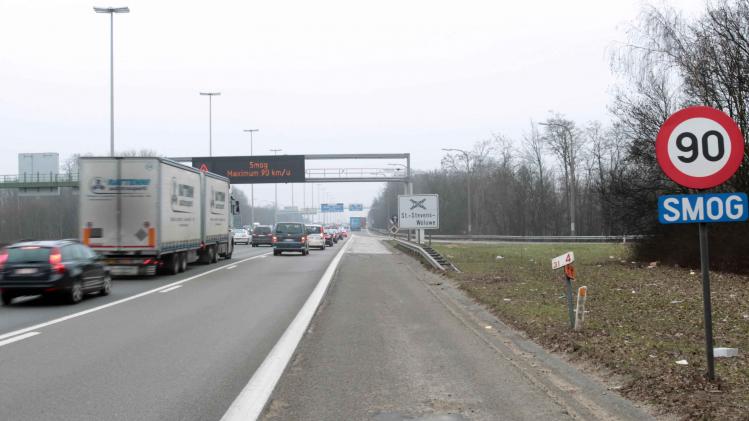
[0,0,704,214]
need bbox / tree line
[370,0,749,269]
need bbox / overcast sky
[0,0,704,218]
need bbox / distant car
[340,227,349,238]
[0,240,111,305]
[323,228,335,247]
[306,225,326,250]
[273,222,309,256]
[252,225,273,247]
[232,228,250,245]
[328,228,339,244]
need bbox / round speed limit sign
[656,106,744,189]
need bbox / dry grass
[433,242,749,420]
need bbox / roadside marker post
[575,286,587,331]
[551,251,576,329]
[655,106,746,381]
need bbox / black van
[272,223,309,256]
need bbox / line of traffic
[0,251,271,343]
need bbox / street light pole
[270,148,282,223]
[442,148,472,236]
[93,6,129,156]
[244,129,259,224]
[199,92,221,156]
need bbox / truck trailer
[349,216,367,231]
[79,157,236,276]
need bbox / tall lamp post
[270,148,282,223]
[539,121,576,236]
[199,92,221,156]
[244,129,259,224]
[442,148,472,236]
[93,6,129,156]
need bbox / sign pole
[564,275,575,329]
[698,222,716,381]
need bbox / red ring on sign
[655,106,744,189]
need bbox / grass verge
[432,242,749,420]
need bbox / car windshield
[232,229,245,234]
[7,246,51,263]
[254,227,271,234]
[275,223,303,234]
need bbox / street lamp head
[200,92,221,96]
[93,6,130,13]
[244,129,259,133]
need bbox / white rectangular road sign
[398,194,439,229]
[551,251,575,270]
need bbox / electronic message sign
[191,155,305,184]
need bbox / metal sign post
[698,223,715,380]
[551,252,576,329]
[655,106,746,381]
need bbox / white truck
[79,157,236,276]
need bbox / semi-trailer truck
[79,157,237,276]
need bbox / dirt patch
[433,242,749,420]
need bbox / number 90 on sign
[656,107,744,189]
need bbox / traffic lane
[263,236,569,420]
[0,240,344,421]
[0,244,268,337]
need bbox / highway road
[0,233,652,421]
[0,240,347,421]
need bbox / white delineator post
[574,286,587,331]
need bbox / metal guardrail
[391,238,448,272]
[0,173,79,188]
[371,228,641,243]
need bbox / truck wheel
[179,253,187,272]
[167,254,180,274]
[211,246,219,263]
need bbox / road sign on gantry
[655,106,744,189]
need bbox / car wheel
[1,291,15,306]
[68,280,83,304]
[273,250,280,256]
[100,274,112,296]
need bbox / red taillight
[301,236,307,243]
[272,236,277,243]
[0,250,7,270]
[49,247,65,274]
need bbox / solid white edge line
[159,285,183,293]
[220,237,355,421]
[0,251,272,342]
[0,331,40,348]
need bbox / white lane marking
[0,251,272,342]
[159,285,183,293]
[221,236,355,421]
[0,331,40,348]
[226,265,238,270]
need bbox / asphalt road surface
[263,233,653,421]
[1,233,653,421]
[0,241,346,421]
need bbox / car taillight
[272,236,277,243]
[0,250,7,270]
[301,236,306,243]
[49,247,65,274]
